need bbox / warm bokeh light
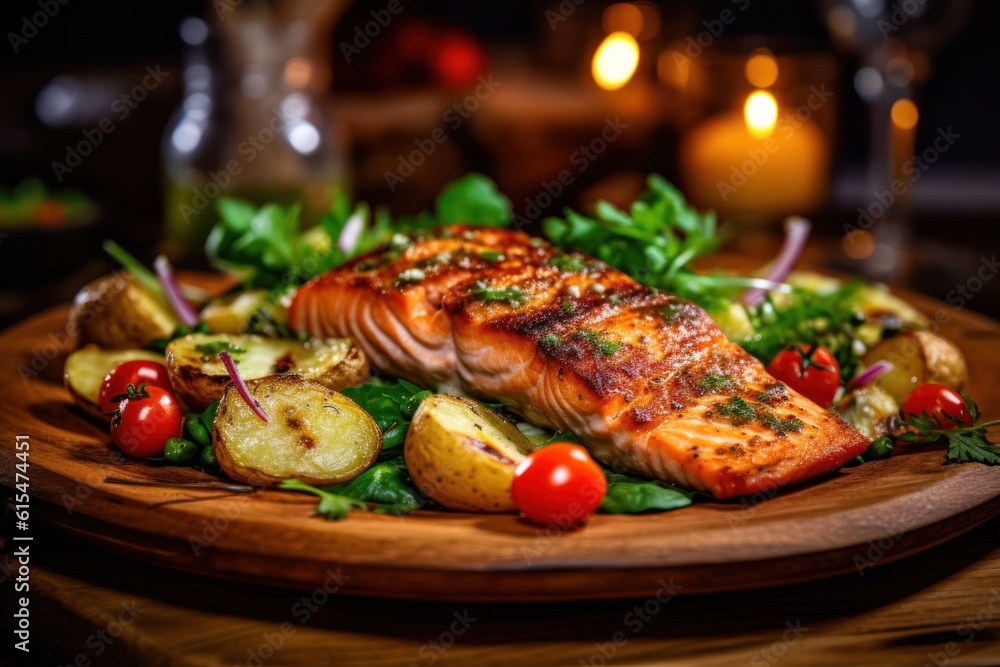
[657,49,689,88]
[843,230,875,260]
[602,3,643,37]
[434,35,484,87]
[891,98,919,130]
[633,1,661,40]
[284,57,312,88]
[745,50,779,88]
[592,32,640,91]
[744,90,778,138]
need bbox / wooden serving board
[3,299,1000,602]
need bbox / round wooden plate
[3,300,1000,602]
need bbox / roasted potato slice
[166,333,369,410]
[64,345,165,419]
[863,329,968,404]
[199,290,271,334]
[213,375,381,486]
[835,383,902,441]
[404,394,534,512]
[68,272,179,349]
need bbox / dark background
[1,0,998,324]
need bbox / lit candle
[679,90,829,223]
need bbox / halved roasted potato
[862,329,968,404]
[213,375,381,486]
[166,333,370,410]
[835,383,902,441]
[64,345,165,418]
[68,272,179,349]
[199,289,273,334]
[404,394,534,512]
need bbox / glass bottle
[162,1,350,260]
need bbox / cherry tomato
[110,384,183,458]
[99,360,173,415]
[902,383,973,428]
[766,345,841,408]
[510,443,607,527]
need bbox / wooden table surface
[3,515,999,667]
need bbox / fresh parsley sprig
[899,393,1000,465]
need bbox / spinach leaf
[328,458,425,514]
[280,458,425,520]
[599,473,695,514]
[340,378,429,458]
[434,173,511,227]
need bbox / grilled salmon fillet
[289,225,869,499]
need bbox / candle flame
[592,32,640,91]
[744,90,778,138]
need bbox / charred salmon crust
[289,225,870,499]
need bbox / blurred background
[1,0,998,327]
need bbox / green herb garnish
[480,250,505,262]
[206,173,511,290]
[696,374,731,392]
[470,281,528,307]
[548,254,587,272]
[195,341,246,357]
[561,300,576,314]
[900,393,1000,465]
[717,397,755,425]
[576,330,622,356]
[539,333,563,349]
[760,414,805,435]
[543,175,719,301]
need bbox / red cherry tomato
[99,360,173,415]
[766,345,841,408]
[902,383,973,428]
[510,443,607,527]
[110,384,182,458]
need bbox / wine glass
[815,0,973,283]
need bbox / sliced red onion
[337,210,365,255]
[847,360,894,392]
[220,350,269,422]
[741,216,812,307]
[154,255,200,328]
